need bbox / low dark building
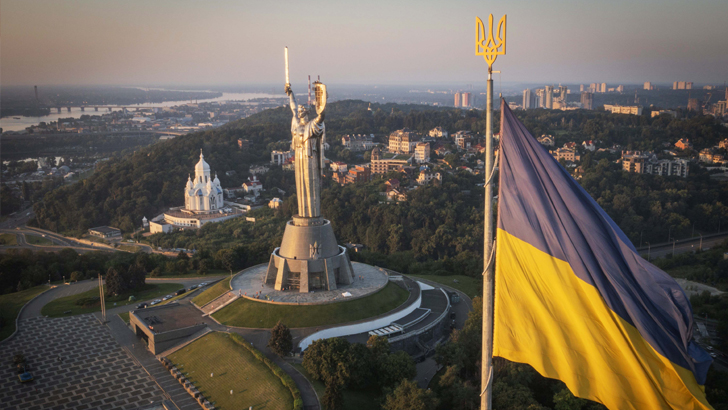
[129,303,207,354]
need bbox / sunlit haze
[2,0,727,86]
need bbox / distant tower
[523,89,533,109]
[544,86,554,109]
[462,92,471,107]
[454,92,462,107]
[580,92,593,110]
[34,85,39,103]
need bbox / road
[636,233,728,260]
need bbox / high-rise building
[673,81,691,90]
[581,92,594,110]
[601,83,607,93]
[545,85,554,109]
[462,92,472,107]
[616,85,624,93]
[523,89,533,109]
[580,84,585,92]
[687,98,700,112]
[644,82,652,90]
[713,101,726,117]
[686,82,693,90]
[454,92,461,107]
[536,89,545,108]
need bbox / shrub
[75,297,100,307]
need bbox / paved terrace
[231,262,388,304]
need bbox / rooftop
[132,303,205,334]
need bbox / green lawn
[118,311,130,324]
[192,277,231,307]
[25,235,54,245]
[408,274,480,299]
[168,332,293,410]
[213,282,409,328]
[41,283,182,317]
[292,363,379,410]
[0,233,18,245]
[0,285,49,341]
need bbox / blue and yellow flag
[494,101,713,409]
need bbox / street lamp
[671,238,677,257]
[699,233,703,252]
[646,242,651,262]
[668,226,673,243]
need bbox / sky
[2,0,727,87]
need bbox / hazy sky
[2,0,727,87]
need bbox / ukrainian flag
[494,101,713,409]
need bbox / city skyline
[2,0,727,86]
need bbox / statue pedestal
[265,217,355,293]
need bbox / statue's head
[297,105,309,122]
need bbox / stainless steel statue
[285,81,326,218]
[264,47,354,293]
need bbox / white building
[184,151,224,212]
[342,134,376,151]
[271,150,293,166]
[582,140,596,152]
[242,176,263,197]
[428,127,449,138]
[604,105,643,116]
[331,161,348,173]
[269,198,283,209]
[414,142,430,164]
[417,170,441,185]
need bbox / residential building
[417,170,442,185]
[537,135,555,147]
[454,92,461,107]
[719,138,728,150]
[550,147,581,162]
[674,138,693,150]
[581,92,593,110]
[249,165,269,175]
[673,81,693,90]
[385,178,400,192]
[601,83,607,93]
[604,105,643,115]
[622,151,650,174]
[428,126,448,138]
[644,82,655,90]
[242,176,263,197]
[268,198,283,209]
[237,139,250,150]
[453,131,473,150]
[342,134,376,151]
[345,165,371,184]
[646,159,689,177]
[462,92,472,107]
[388,129,419,154]
[616,85,624,93]
[713,101,726,117]
[271,150,293,166]
[371,147,411,175]
[523,89,535,110]
[414,142,431,164]
[582,140,596,152]
[544,85,554,109]
[331,161,348,173]
[536,89,545,108]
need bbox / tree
[177,250,189,261]
[215,248,236,274]
[382,379,438,410]
[303,338,352,384]
[268,321,293,356]
[69,271,84,282]
[378,350,416,389]
[322,378,344,410]
[127,263,146,290]
[105,267,126,296]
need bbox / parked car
[162,294,173,301]
[175,289,186,296]
[188,285,198,291]
[136,303,148,309]
[150,299,162,306]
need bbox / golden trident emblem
[476,14,507,69]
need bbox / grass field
[0,285,49,341]
[292,363,379,410]
[41,283,182,317]
[118,312,130,324]
[408,274,480,299]
[168,332,293,410]
[192,277,231,307]
[0,233,18,246]
[213,282,409,328]
[25,235,54,245]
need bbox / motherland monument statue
[264,47,355,293]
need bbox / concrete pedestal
[265,217,354,293]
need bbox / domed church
[149,150,242,233]
[184,150,224,214]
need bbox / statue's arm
[285,85,297,115]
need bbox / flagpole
[476,14,505,410]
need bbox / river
[0,90,283,132]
